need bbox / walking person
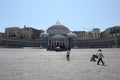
[66,49,70,61]
[97,49,105,65]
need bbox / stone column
[48,40,49,47]
[53,39,55,47]
[51,40,52,48]
[66,39,68,48]
[55,39,57,47]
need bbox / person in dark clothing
[66,50,70,61]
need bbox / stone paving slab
[0,48,120,80]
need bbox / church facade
[40,21,77,50]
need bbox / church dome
[40,32,49,39]
[47,21,70,35]
[67,32,77,38]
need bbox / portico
[48,38,68,48]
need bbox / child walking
[66,50,70,61]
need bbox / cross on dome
[55,20,61,25]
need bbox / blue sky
[0,0,120,32]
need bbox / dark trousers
[97,58,104,65]
[66,55,70,61]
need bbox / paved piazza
[0,48,120,80]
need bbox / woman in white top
[97,49,105,65]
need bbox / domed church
[40,20,77,50]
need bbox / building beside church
[73,28,100,40]
[5,27,21,38]
[5,26,44,40]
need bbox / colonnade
[48,39,68,48]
